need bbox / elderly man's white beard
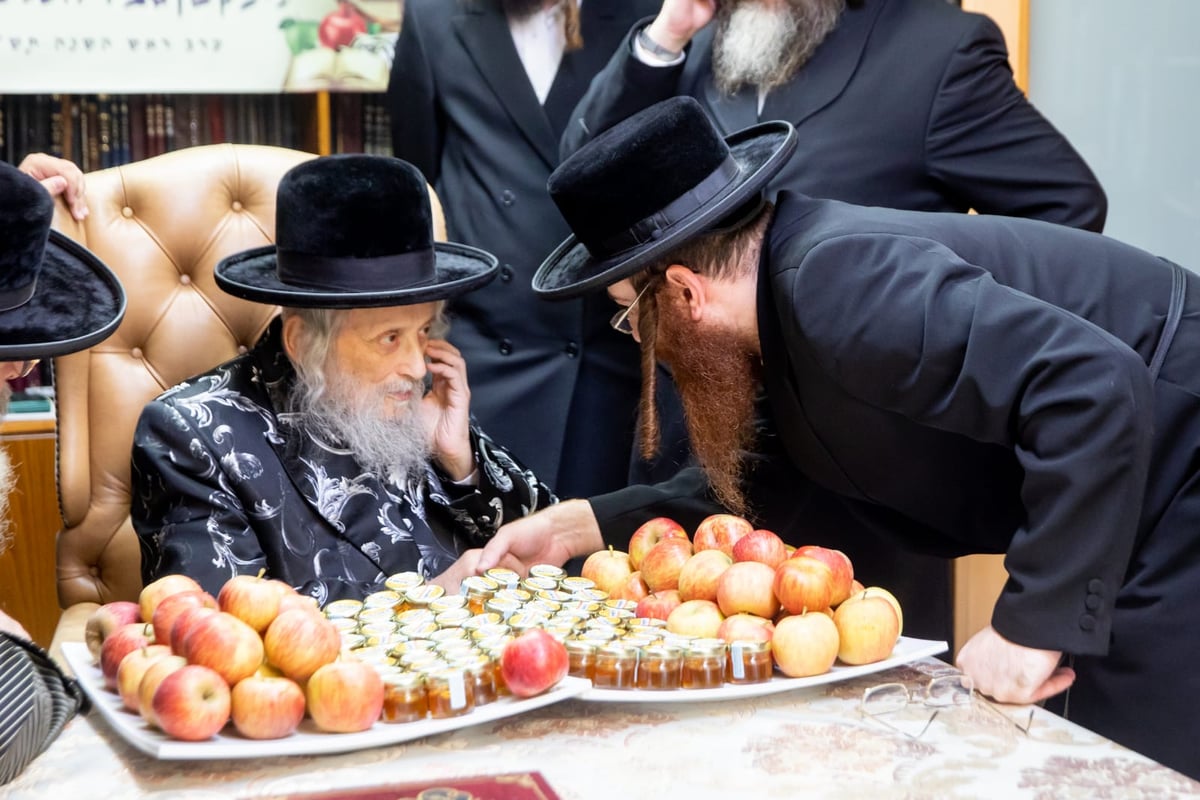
[293,366,432,486]
[712,0,845,96]
[0,384,14,555]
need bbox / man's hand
[476,499,606,575]
[646,0,717,54]
[430,548,527,594]
[421,339,475,481]
[18,153,89,222]
[956,625,1076,704]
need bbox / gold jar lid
[560,601,601,616]
[527,598,563,615]
[399,621,439,639]
[559,576,596,594]
[630,617,668,629]
[357,606,397,625]
[535,589,574,604]
[329,616,359,633]
[728,639,772,655]
[429,595,469,614]
[639,644,684,661]
[350,645,397,666]
[494,588,533,604]
[363,589,404,610]
[484,597,522,620]
[405,584,446,607]
[476,636,513,655]
[599,606,636,622]
[389,639,436,657]
[324,598,364,619]
[530,564,567,581]
[603,598,639,612]
[461,575,500,595]
[399,650,441,669]
[595,642,639,659]
[448,652,490,672]
[360,620,398,636]
[686,638,728,657]
[430,627,469,642]
[564,638,599,655]
[521,575,560,593]
[621,634,659,649]
[435,608,473,628]
[396,608,436,626]
[508,611,550,633]
[579,627,618,643]
[384,571,425,592]
[484,567,521,589]
[469,623,512,641]
[383,671,426,690]
[461,612,503,630]
[433,637,475,655]
[339,633,366,652]
[574,588,609,603]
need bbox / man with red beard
[1,153,113,785]
[482,97,1200,779]
[560,0,1109,645]
[131,155,552,605]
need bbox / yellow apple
[771,612,839,678]
[833,593,901,665]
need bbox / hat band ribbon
[591,155,741,257]
[0,277,37,313]
[276,248,437,293]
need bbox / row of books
[0,93,393,170]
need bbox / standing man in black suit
[559,0,1108,642]
[387,0,660,501]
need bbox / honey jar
[565,639,599,681]
[559,576,596,594]
[324,598,364,619]
[434,608,472,628]
[452,654,497,706]
[530,563,567,582]
[363,589,404,612]
[592,643,639,689]
[396,608,436,627]
[682,639,727,689]
[727,640,773,684]
[461,575,500,614]
[402,584,445,613]
[385,571,425,593]
[484,567,521,590]
[429,595,469,614]
[636,644,683,690]
[521,575,560,594]
[381,672,428,723]
[425,668,476,718]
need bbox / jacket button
[499,339,513,356]
[565,341,579,357]
[1079,614,1097,632]
[1085,595,1102,610]
[500,266,514,283]
[500,190,516,207]
[1087,578,1104,594]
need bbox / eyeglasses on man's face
[859,671,1034,739]
[609,281,655,335]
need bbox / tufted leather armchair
[47,144,448,656]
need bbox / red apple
[692,514,753,558]
[84,601,142,661]
[151,589,218,645]
[640,537,694,593]
[306,660,384,733]
[636,589,683,621]
[732,529,789,569]
[771,612,839,678]
[116,644,173,713]
[665,599,725,638]
[318,1,368,50]
[99,622,154,690]
[792,545,855,606]
[152,664,231,741]
[677,549,733,602]
[263,608,341,683]
[500,628,569,698]
[138,574,204,625]
[716,561,780,619]
[230,674,306,740]
[608,571,650,603]
[581,547,635,595]
[773,556,835,615]
[169,605,220,654]
[138,653,189,727]
[277,591,320,615]
[716,613,775,644]
[218,574,286,634]
[850,578,866,596]
[627,517,689,571]
[180,611,265,686]
[833,593,900,665]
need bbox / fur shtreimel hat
[533,96,797,299]
[0,162,125,361]
[215,154,498,308]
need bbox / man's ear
[281,314,303,361]
[664,264,708,321]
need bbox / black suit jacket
[388,0,659,498]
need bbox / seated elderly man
[131,155,554,605]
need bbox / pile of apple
[87,573,385,741]
[581,514,904,679]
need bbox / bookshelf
[0,91,393,167]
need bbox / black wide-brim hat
[533,96,797,299]
[0,163,126,361]
[216,154,498,308]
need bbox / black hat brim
[0,231,126,361]
[214,242,499,308]
[532,119,797,300]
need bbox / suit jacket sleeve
[0,635,86,786]
[387,1,444,183]
[560,16,680,160]
[787,233,1154,655]
[925,14,1107,231]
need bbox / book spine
[97,94,113,169]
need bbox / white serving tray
[579,636,947,702]
[61,642,590,760]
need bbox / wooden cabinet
[0,415,62,650]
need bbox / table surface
[7,657,1199,800]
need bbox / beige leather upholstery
[48,144,447,651]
